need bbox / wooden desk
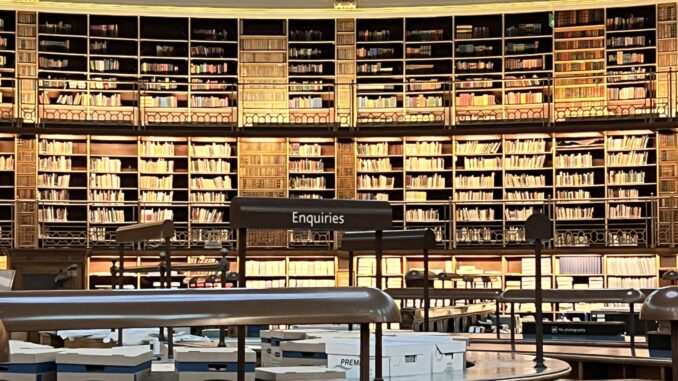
[346,351,570,381]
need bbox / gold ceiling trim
[0,0,654,18]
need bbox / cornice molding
[0,0,656,18]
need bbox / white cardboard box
[0,345,59,381]
[279,339,327,366]
[260,330,327,367]
[56,346,152,381]
[174,347,255,381]
[378,334,467,373]
[255,366,345,381]
[326,339,430,379]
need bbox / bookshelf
[355,18,405,124]
[503,133,552,245]
[188,137,237,247]
[139,16,189,124]
[606,5,657,116]
[17,11,37,122]
[454,14,503,122]
[658,131,678,245]
[553,8,606,119]
[288,138,336,247]
[37,135,88,246]
[657,3,677,112]
[288,19,335,124]
[0,10,15,120]
[335,18,355,126]
[356,138,403,226]
[0,134,12,247]
[239,19,288,126]
[138,137,189,245]
[37,13,89,120]
[7,7,676,126]
[189,18,238,124]
[452,135,503,247]
[88,135,138,246]
[404,16,452,124]
[238,138,287,247]
[403,137,452,245]
[503,12,553,120]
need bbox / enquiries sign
[230,197,392,231]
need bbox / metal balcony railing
[0,70,668,129]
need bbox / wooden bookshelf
[288,19,335,125]
[658,131,678,245]
[356,137,403,227]
[2,8,672,126]
[88,135,138,245]
[404,16,452,124]
[503,12,553,120]
[553,8,606,120]
[238,138,287,247]
[239,19,288,126]
[36,135,88,247]
[188,137,237,248]
[657,2,677,113]
[606,5,657,116]
[355,18,405,124]
[452,134,503,247]
[454,14,503,122]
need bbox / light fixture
[333,0,357,9]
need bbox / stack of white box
[260,329,332,366]
[0,341,60,381]
[325,335,467,378]
[174,347,256,381]
[255,366,345,381]
[55,346,152,381]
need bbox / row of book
[463,157,500,170]
[505,173,546,188]
[456,207,496,222]
[89,174,120,189]
[140,191,173,203]
[406,208,440,222]
[555,206,595,220]
[39,156,71,171]
[455,173,495,188]
[357,175,394,189]
[405,157,445,171]
[505,207,534,221]
[190,143,232,157]
[289,176,327,190]
[190,176,233,190]
[289,97,324,109]
[608,151,648,166]
[405,191,427,201]
[42,93,122,107]
[190,192,227,203]
[406,174,446,189]
[607,256,655,275]
[359,158,392,172]
[191,208,224,223]
[191,159,231,173]
[38,174,70,188]
[607,204,643,219]
[289,159,325,172]
[140,158,174,173]
[89,208,126,223]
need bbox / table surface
[343,352,571,381]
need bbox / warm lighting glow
[333,0,357,9]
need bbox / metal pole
[349,250,354,331]
[423,248,430,332]
[510,302,516,352]
[670,320,678,381]
[116,244,124,346]
[629,302,636,356]
[237,228,247,381]
[534,238,545,370]
[375,229,383,381]
[360,323,370,381]
[495,300,501,340]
